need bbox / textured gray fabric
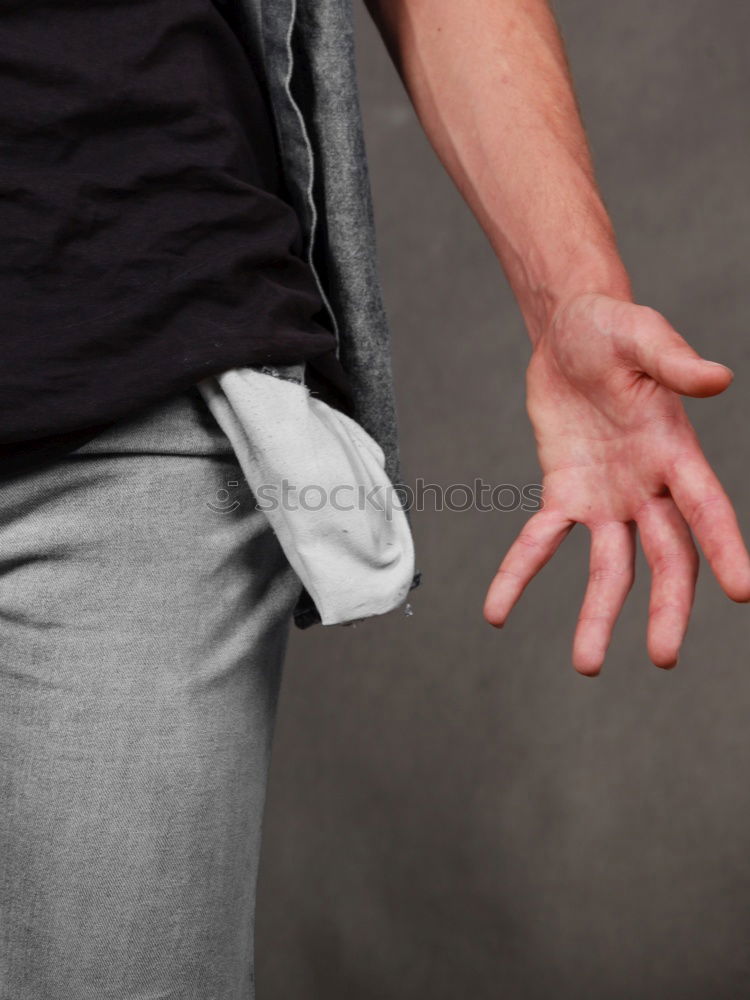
[240,0,402,489]
[0,388,302,999]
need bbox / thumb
[626,308,733,398]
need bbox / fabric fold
[198,366,415,626]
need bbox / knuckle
[649,600,686,619]
[495,567,524,582]
[651,551,687,575]
[577,613,611,625]
[688,494,723,530]
[516,531,543,552]
[633,495,668,520]
[589,565,633,586]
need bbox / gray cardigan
[237,0,419,627]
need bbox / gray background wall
[258,2,750,996]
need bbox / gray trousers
[0,387,302,999]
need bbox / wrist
[514,251,633,346]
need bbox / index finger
[667,450,750,602]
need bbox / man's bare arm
[364,0,629,339]
[365,0,750,673]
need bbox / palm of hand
[484,293,750,673]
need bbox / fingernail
[705,361,733,375]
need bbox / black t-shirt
[0,0,349,470]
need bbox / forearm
[364,0,633,343]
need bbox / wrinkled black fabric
[0,0,348,468]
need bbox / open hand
[483,292,750,674]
